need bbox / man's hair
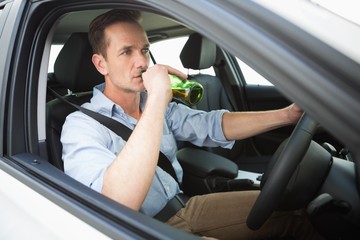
[88,9,142,58]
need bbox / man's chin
[137,84,146,92]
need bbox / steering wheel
[247,113,318,230]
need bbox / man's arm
[222,104,303,141]
[101,65,186,211]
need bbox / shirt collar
[90,83,148,120]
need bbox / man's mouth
[135,70,146,80]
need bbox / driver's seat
[46,32,103,171]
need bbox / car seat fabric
[46,32,103,170]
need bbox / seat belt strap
[48,88,179,184]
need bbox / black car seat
[179,33,269,173]
[46,32,103,170]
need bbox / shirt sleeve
[166,102,235,149]
[61,109,180,216]
[61,110,123,192]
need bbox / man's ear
[92,54,107,76]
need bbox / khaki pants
[166,191,324,240]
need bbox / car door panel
[244,84,294,155]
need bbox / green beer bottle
[168,74,203,106]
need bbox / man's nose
[135,51,149,68]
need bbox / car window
[150,36,215,76]
[48,37,215,75]
[48,37,272,86]
[236,58,273,86]
[48,44,63,72]
[151,36,272,86]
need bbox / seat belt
[48,88,179,184]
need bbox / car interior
[46,6,345,183]
[46,9,275,193]
[32,6,358,239]
[46,30,257,200]
[44,5,343,192]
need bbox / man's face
[102,21,150,93]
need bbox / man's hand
[286,103,303,124]
[142,64,187,108]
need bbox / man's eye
[142,48,149,54]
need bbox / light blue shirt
[61,83,234,216]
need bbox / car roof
[53,9,190,44]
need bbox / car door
[0,1,197,239]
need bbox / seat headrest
[53,32,103,92]
[180,33,217,70]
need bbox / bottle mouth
[189,85,203,105]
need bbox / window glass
[151,37,270,85]
[236,58,273,86]
[49,37,215,75]
[48,44,63,72]
[48,37,271,86]
[150,36,215,75]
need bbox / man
[61,9,323,239]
